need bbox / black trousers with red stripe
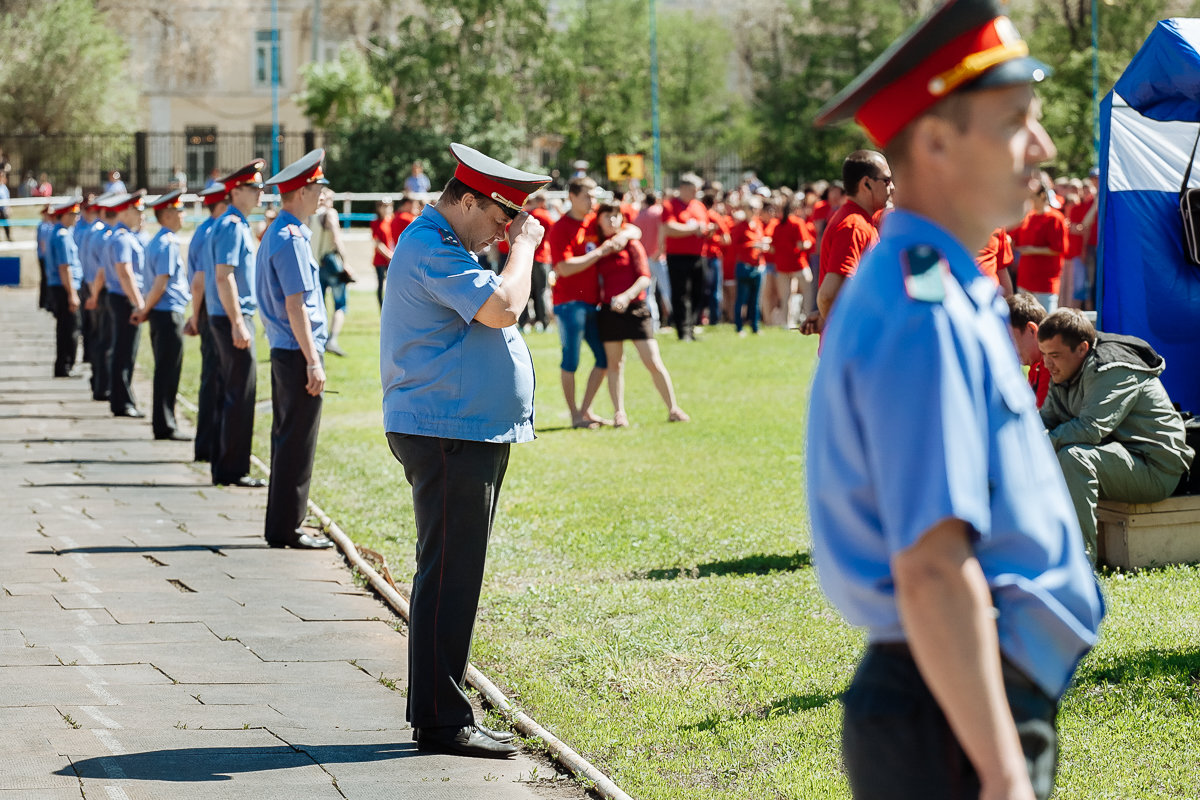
[386,432,509,730]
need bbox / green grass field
[161,297,1200,799]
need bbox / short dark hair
[884,93,971,168]
[843,150,884,196]
[1037,308,1096,350]
[1006,291,1046,331]
[567,176,596,197]
[439,176,499,213]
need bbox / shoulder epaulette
[901,244,948,303]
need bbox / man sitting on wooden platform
[1038,308,1195,561]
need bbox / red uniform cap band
[856,17,1027,146]
[272,163,325,195]
[50,201,81,216]
[453,162,527,214]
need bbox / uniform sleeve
[419,244,500,324]
[153,239,173,277]
[112,232,133,265]
[276,233,318,297]
[211,222,240,268]
[856,308,991,550]
[48,231,64,267]
[1046,365,1144,449]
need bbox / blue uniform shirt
[46,224,82,289]
[104,224,146,298]
[82,222,111,287]
[72,217,89,248]
[806,209,1104,700]
[206,206,257,317]
[144,227,190,312]
[380,205,535,444]
[256,209,327,352]
[188,215,217,283]
[36,220,53,259]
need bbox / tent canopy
[1099,18,1200,413]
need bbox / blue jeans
[554,301,607,372]
[319,253,348,312]
[735,263,763,333]
[707,257,722,323]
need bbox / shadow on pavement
[30,544,263,555]
[57,742,422,780]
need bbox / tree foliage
[0,0,134,135]
[1019,0,1200,174]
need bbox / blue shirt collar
[275,209,311,239]
[420,204,453,231]
[114,222,130,233]
[225,206,247,223]
[883,208,998,309]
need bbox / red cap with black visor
[449,143,551,220]
[815,0,1050,147]
[95,190,147,214]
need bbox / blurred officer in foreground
[805,1,1105,798]
[208,161,265,488]
[136,190,191,441]
[256,150,335,550]
[46,198,84,377]
[100,191,148,418]
[185,182,230,462]
[380,143,549,758]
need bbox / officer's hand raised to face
[507,211,544,247]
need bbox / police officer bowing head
[379,144,550,758]
[807,1,1103,799]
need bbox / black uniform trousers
[842,643,1058,800]
[79,282,95,367]
[194,308,222,462]
[105,292,141,415]
[265,349,323,543]
[208,313,257,484]
[49,285,81,377]
[148,309,185,439]
[666,253,708,340]
[386,432,510,729]
[90,288,111,401]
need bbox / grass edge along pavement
[161,306,1200,800]
[170,390,623,799]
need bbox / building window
[254,125,284,165]
[185,126,217,189]
[254,29,282,88]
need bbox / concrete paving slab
[0,290,587,800]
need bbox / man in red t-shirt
[1012,182,1068,311]
[1006,291,1051,408]
[548,177,639,428]
[976,227,1015,296]
[801,151,891,336]
[370,198,398,308]
[662,173,713,340]
[521,191,556,331]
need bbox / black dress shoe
[114,407,144,418]
[267,532,334,549]
[154,432,193,441]
[476,724,517,743]
[415,726,517,758]
[216,476,267,488]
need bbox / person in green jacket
[1038,308,1195,561]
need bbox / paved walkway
[0,289,576,798]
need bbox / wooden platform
[1097,495,1200,569]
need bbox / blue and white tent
[1099,18,1200,413]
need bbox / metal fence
[0,131,323,197]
